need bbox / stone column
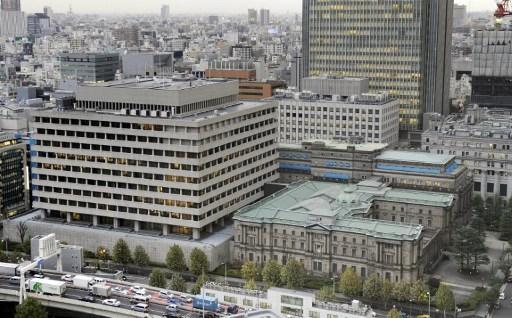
[163,224,168,236]
[134,220,140,232]
[40,209,46,220]
[219,217,225,227]
[92,215,98,227]
[66,212,71,223]
[113,218,119,229]
[207,223,213,233]
[193,228,201,240]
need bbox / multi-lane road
[0,273,219,318]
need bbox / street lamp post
[427,291,431,317]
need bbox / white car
[113,287,128,295]
[102,299,121,307]
[500,292,506,300]
[160,290,174,298]
[61,274,73,282]
[166,304,178,312]
[130,286,146,295]
[33,273,45,279]
[182,296,193,303]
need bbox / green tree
[189,248,209,276]
[280,259,305,289]
[15,298,47,318]
[362,273,382,300]
[500,209,512,240]
[133,245,150,267]
[245,278,257,290]
[339,267,362,297]
[454,226,489,272]
[0,250,8,262]
[317,286,336,302]
[262,260,281,287]
[435,284,455,318]
[472,194,484,212]
[191,272,208,295]
[169,273,187,292]
[387,307,400,318]
[241,261,259,282]
[392,281,411,302]
[166,245,186,272]
[381,279,394,309]
[96,246,110,262]
[471,216,487,238]
[149,269,167,288]
[409,280,429,304]
[112,239,131,265]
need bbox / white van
[131,303,149,313]
[131,294,150,303]
[92,277,106,285]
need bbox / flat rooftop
[82,77,232,92]
[235,181,453,241]
[280,140,388,152]
[376,150,454,166]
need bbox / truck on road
[193,295,218,312]
[26,278,66,296]
[90,284,112,298]
[72,275,94,289]
[0,262,19,277]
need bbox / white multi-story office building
[277,90,400,145]
[30,77,279,240]
[422,105,512,200]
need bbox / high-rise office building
[302,0,453,133]
[0,0,25,38]
[259,9,270,26]
[27,13,50,37]
[290,51,303,91]
[161,4,170,20]
[248,9,257,25]
[471,29,512,109]
[30,77,279,240]
[0,132,29,220]
[1,0,20,11]
[453,4,467,28]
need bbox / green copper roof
[235,180,454,241]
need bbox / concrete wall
[3,217,231,271]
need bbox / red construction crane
[495,0,512,18]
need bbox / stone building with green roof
[233,179,454,282]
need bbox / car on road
[499,292,505,300]
[131,303,149,313]
[80,296,96,303]
[227,305,239,314]
[166,304,178,312]
[130,286,146,295]
[164,312,181,318]
[9,276,20,285]
[160,290,174,298]
[181,296,193,303]
[508,276,512,283]
[61,274,73,282]
[33,273,45,279]
[102,298,121,307]
[131,294,151,303]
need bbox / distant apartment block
[59,53,120,83]
[122,52,174,78]
[248,9,258,25]
[30,77,279,240]
[231,45,253,61]
[239,81,286,100]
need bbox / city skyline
[18,0,490,14]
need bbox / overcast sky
[21,0,490,15]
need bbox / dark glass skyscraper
[1,0,21,11]
[302,0,453,133]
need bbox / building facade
[1,0,20,11]
[422,105,512,200]
[161,5,170,20]
[277,91,400,145]
[239,81,286,101]
[27,13,50,37]
[0,0,26,38]
[248,9,258,25]
[122,53,174,78]
[234,180,453,282]
[0,132,29,219]
[259,9,270,26]
[203,283,376,318]
[30,77,279,240]
[59,53,120,83]
[278,141,472,222]
[471,29,512,109]
[302,0,454,131]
